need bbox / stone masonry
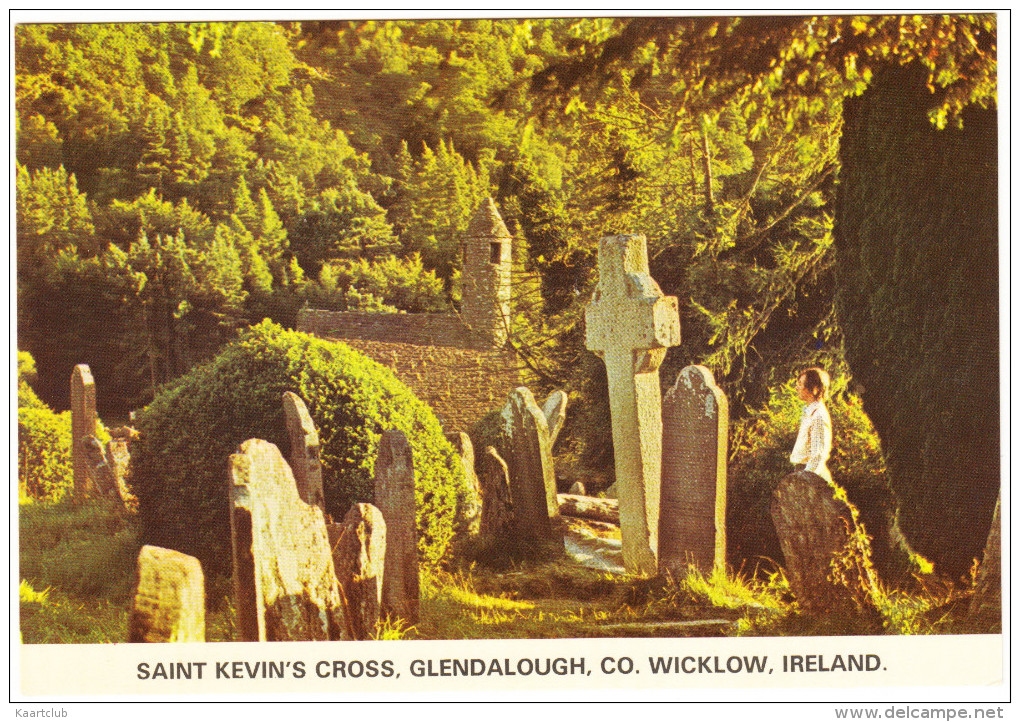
[297,198,521,433]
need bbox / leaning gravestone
[500,387,561,551]
[374,430,420,623]
[105,437,136,509]
[771,471,880,616]
[282,392,325,511]
[659,365,728,575]
[542,390,569,447]
[128,545,205,643]
[79,435,119,499]
[330,503,386,640]
[446,431,482,534]
[585,234,681,574]
[228,439,345,641]
[70,364,98,500]
[478,446,514,539]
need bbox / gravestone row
[116,233,925,636]
[129,393,416,643]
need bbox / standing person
[790,367,833,482]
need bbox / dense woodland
[16,16,998,577]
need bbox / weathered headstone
[659,365,728,574]
[585,234,681,574]
[128,545,205,643]
[228,439,345,641]
[282,392,324,511]
[969,495,1001,621]
[542,390,569,447]
[105,438,136,508]
[568,481,586,496]
[374,430,419,623]
[329,503,386,640]
[500,387,561,550]
[70,364,98,500]
[771,471,880,616]
[79,435,119,499]
[446,431,482,534]
[478,446,514,539]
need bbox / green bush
[130,320,468,574]
[18,350,46,410]
[18,406,73,502]
[728,379,917,585]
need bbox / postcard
[11,9,1008,717]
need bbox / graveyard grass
[19,498,976,643]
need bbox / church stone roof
[466,197,512,240]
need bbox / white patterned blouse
[790,400,832,482]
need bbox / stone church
[297,198,522,433]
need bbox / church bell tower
[461,197,512,348]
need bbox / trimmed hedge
[18,406,74,502]
[130,320,467,574]
[17,351,72,502]
[728,380,918,585]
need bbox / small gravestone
[330,503,386,640]
[128,545,205,643]
[446,431,482,534]
[282,392,324,511]
[228,439,345,641]
[969,495,1001,621]
[659,365,728,574]
[79,435,119,498]
[70,365,98,500]
[500,387,561,550]
[771,471,880,616]
[374,430,419,623]
[585,234,681,574]
[105,438,136,508]
[569,481,586,496]
[478,446,514,539]
[542,390,568,447]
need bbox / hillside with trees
[15,15,998,577]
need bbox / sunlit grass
[678,565,789,612]
[19,581,130,644]
[19,499,993,643]
[19,498,233,643]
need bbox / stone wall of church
[296,308,521,432]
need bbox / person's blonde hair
[800,367,830,400]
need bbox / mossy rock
[130,320,467,574]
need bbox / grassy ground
[18,498,234,643]
[18,499,984,643]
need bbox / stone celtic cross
[585,234,681,573]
